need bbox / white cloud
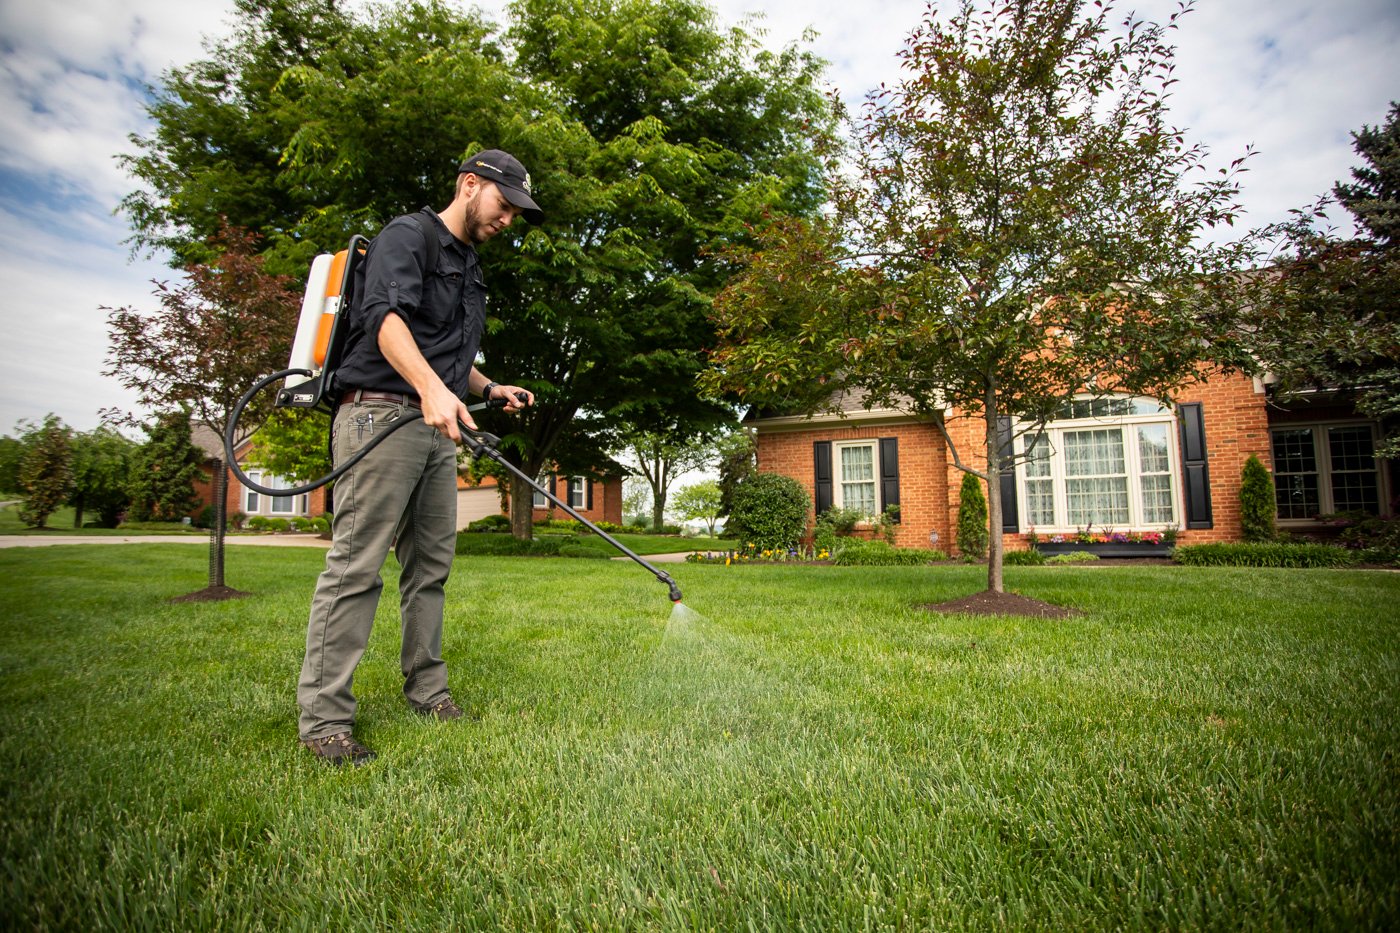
[0,0,1397,435]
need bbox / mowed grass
[0,546,1396,930]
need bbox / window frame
[831,439,881,518]
[1014,396,1185,533]
[567,476,588,510]
[1271,421,1386,523]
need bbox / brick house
[746,373,1394,554]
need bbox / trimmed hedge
[1173,542,1360,568]
[454,533,607,559]
[832,541,945,566]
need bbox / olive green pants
[298,398,459,741]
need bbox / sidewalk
[0,533,332,549]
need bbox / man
[298,149,542,766]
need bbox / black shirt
[334,208,487,400]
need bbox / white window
[1272,424,1383,520]
[568,477,588,509]
[833,441,879,517]
[532,475,549,509]
[242,469,308,515]
[1016,396,1181,532]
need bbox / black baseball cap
[458,149,543,224]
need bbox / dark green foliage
[1338,513,1400,565]
[1173,542,1359,568]
[126,413,203,522]
[0,436,22,494]
[1239,454,1277,542]
[1003,548,1048,566]
[17,415,73,529]
[831,540,944,565]
[466,514,513,533]
[956,473,989,559]
[725,473,811,550]
[67,427,137,528]
[715,429,757,517]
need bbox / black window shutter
[585,479,594,511]
[997,417,1019,533]
[878,437,900,522]
[814,442,833,514]
[1178,402,1213,529]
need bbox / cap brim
[499,185,543,225]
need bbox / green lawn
[0,545,1395,930]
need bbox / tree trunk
[72,493,84,529]
[984,387,1005,594]
[209,457,227,588]
[509,473,534,539]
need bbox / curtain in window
[839,446,877,516]
[1064,429,1129,525]
[1136,425,1175,523]
[1023,434,1055,526]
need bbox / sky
[0,0,1397,436]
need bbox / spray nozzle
[660,574,683,604]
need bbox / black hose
[223,368,419,498]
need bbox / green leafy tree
[714,428,756,517]
[625,430,716,531]
[68,427,138,528]
[1239,454,1277,542]
[1233,103,1400,458]
[17,415,73,529]
[0,435,22,495]
[705,0,1253,593]
[127,412,204,523]
[622,475,652,525]
[956,473,989,560]
[121,0,830,539]
[246,407,331,486]
[671,479,723,536]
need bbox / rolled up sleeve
[354,217,429,340]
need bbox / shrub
[192,505,217,529]
[956,473,989,559]
[467,514,512,533]
[592,520,623,534]
[1045,551,1100,565]
[309,516,330,534]
[726,474,812,551]
[831,540,944,566]
[1173,542,1359,568]
[453,533,610,559]
[1239,454,1277,542]
[247,515,272,531]
[229,511,247,530]
[1003,548,1047,566]
[291,516,315,532]
[1337,513,1400,565]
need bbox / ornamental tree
[17,415,73,529]
[105,224,300,592]
[705,0,1254,593]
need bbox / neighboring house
[746,373,1394,553]
[193,424,625,529]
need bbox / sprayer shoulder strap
[409,208,441,276]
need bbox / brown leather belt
[340,390,420,408]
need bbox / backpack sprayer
[223,234,683,605]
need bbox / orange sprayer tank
[313,249,350,367]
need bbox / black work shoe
[414,696,465,722]
[303,731,376,767]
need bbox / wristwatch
[482,381,500,399]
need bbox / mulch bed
[170,585,251,603]
[925,589,1082,619]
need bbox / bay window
[1017,396,1181,532]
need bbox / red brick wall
[527,475,623,526]
[757,421,948,549]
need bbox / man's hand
[485,384,534,413]
[422,382,473,442]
